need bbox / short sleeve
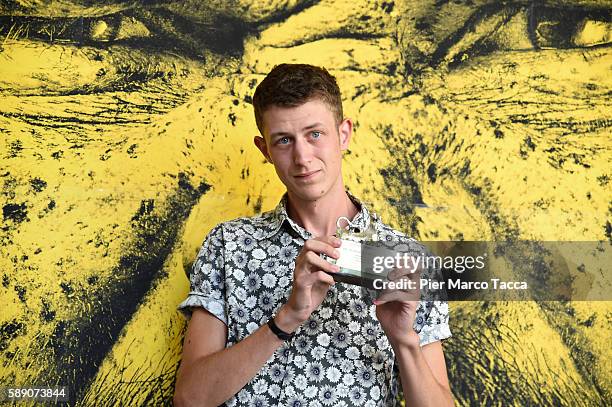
[177,224,227,325]
[414,300,452,346]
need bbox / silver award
[325,214,388,289]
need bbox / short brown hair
[252,64,343,135]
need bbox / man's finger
[313,235,342,247]
[304,251,339,274]
[313,270,336,286]
[303,239,341,259]
[374,289,412,304]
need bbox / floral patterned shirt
[178,192,452,406]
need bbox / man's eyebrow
[269,123,324,139]
[301,122,324,131]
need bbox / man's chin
[288,184,328,202]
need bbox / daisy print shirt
[178,192,452,406]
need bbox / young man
[174,64,454,407]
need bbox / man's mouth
[294,170,321,179]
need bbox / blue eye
[311,131,321,139]
[279,137,290,144]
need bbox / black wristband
[267,317,294,341]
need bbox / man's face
[255,99,351,202]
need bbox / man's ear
[338,118,353,151]
[254,136,272,163]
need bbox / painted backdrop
[1,0,610,405]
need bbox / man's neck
[286,183,359,237]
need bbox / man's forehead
[262,99,336,135]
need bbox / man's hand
[375,300,420,347]
[374,259,421,347]
[275,236,341,333]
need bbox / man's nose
[292,137,313,165]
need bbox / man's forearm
[393,339,455,407]
[174,316,288,407]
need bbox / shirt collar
[259,190,372,240]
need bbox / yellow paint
[1,1,611,405]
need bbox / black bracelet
[267,317,294,341]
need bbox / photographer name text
[373,278,528,290]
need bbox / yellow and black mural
[1,0,610,405]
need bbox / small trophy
[324,214,390,289]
